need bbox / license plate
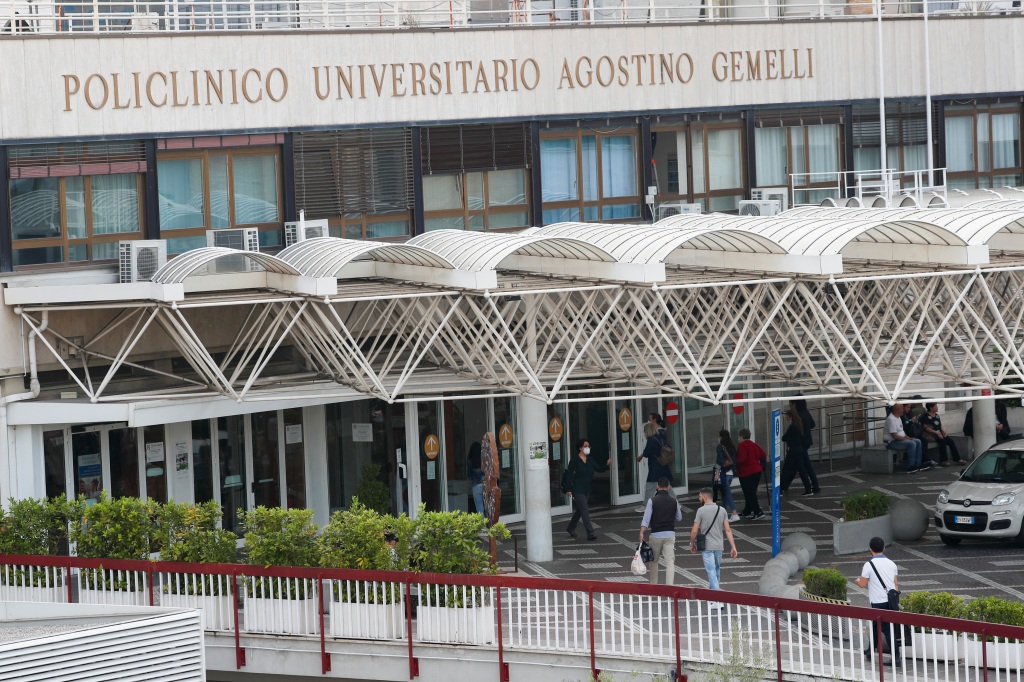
[954,516,974,525]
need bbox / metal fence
[1,553,1023,681]
[1,0,1022,35]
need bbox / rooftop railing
[0,0,1021,35]
[2,552,1023,681]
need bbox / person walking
[565,438,610,541]
[854,537,902,667]
[735,428,767,520]
[639,477,682,585]
[715,430,741,522]
[637,413,674,511]
[780,406,820,495]
[689,487,738,609]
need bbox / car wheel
[939,534,962,546]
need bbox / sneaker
[801,490,814,496]
[939,461,952,467]
[729,514,741,522]
[635,508,646,513]
[919,463,933,471]
[907,466,919,474]
[752,512,766,520]
[928,460,939,467]
[586,535,598,541]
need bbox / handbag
[639,540,654,563]
[694,506,721,552]
[559,461,577,494]
[868,559,901,610]
[631,548,647,576]
[656,436,675,467]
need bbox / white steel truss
[11,259,1024,406]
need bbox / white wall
[0,18,1021,141]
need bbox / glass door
[218,415,248,535]
[568,401,611,507]
[547,403,572,514]
[325,399,407,516]
[416,401,445,512]
[71,431,103,505]
[249,410,282,508]
[611,399,641,505]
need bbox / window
[852,102,932,182]
[423,170,529,231]
[945,102,1022,190]
[540,127,641,224]
[293,129,413,241]
[755,122,842,204]
[652,118,745,213]
[157,147,282,253]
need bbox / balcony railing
[1,0,1022,35]
[2,553,1024,681]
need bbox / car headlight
[937,489,949,504]
[992,493,1016,506]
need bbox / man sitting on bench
[885,403,928,473]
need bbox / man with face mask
[565,438,610,541]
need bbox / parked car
[935,440,1024,547]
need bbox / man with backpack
[637,413,674,511]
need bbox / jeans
[738,472,763,516]
[472,482,485,515]
[888,438,922,469]
[648,535,676,585]
[717,471,736,512]
[567,492,594,537]
[869,601,902,658]
[701,549,723,590]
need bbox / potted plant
[833,490,892,555]
[0,494,82,601]
[900,591,965,661]
[317,499,414,640]
[241,506,318,635]
[411,506,510,645]
[157,500,238,630]
[69,493,156,606]
[797,567,851,639]
[961,596,1024,670]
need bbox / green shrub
[802,567,848,602]
[353,463,391,515]
[901,591,966,632]
[70,493,157,592]
[157,500,237,596]
[241,506,317,599]
[964,596,1024,642]
[841,490,890,521]
[0,494,82,557]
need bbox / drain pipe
[0,310,47,507]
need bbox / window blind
[422,123,532,174]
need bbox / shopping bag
[630,549,647,576]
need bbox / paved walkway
[504,453,1024,606]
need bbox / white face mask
[583,447,591,455]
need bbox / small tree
[241,506,317,598]
[158,500,237,596]
[70,493,158,591]
[0,494,82,557]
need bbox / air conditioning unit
[118,239,167,283]
[738,200,783,217]
[657,202,702,220]
[206,228,260,252]
[750,187,789,212]
[284,217,329,247]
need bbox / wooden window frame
[651,120,746,211]
[156,146,283,246]
[10,173,145,269]
[946,102,1023,190]
[540,129,641,223]
[422,169,531,232]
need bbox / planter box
[796,590,852,640]
[417,604,495,645]
[833,513,893,556]
[963,637,1024,670]
[79,586,148,606]
[244,595,318,635]
[330,600,404,640]
[162,592,235,631]
[905,631,963,662]
[0,584,65,603]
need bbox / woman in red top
[735,428,768,520]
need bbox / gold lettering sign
[59,49,813,113]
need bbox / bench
[861,446,895,474]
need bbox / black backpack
[559,461,577,494]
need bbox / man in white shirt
[854,537,902,667]
[885,403,925,473]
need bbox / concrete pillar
[522,395,553,562]
[973,397,997,457]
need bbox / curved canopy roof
[783,206,1024,252]
[151,247,337,297]
[153,247,301,282]
[656,212,985,265]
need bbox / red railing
[2,553,1023,682]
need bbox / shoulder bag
[868,559,901,610]
[694,506,721,552]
